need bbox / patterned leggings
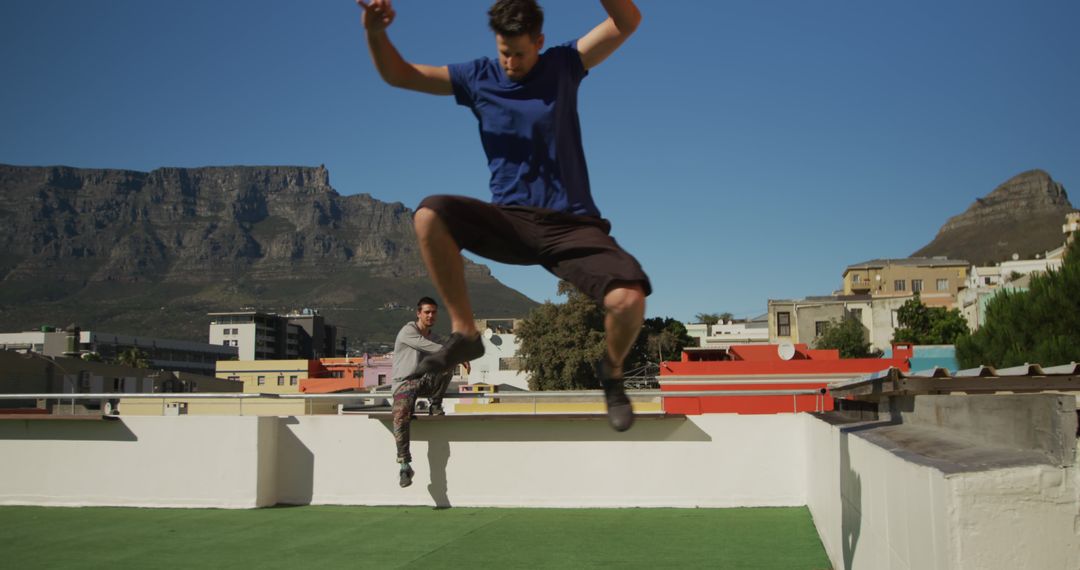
[392,371,451,463]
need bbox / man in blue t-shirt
[357,0,649,432]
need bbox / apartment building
[841,257,969,308]
[208,309,342,361]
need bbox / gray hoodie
[391,321,444,391]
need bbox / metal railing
[0,387,828,416]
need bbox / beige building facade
[842,257,969,308]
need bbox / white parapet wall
[804,413,1080,570]
[277,414,806,508]
[0,416,279,509]
[0,413,808,509]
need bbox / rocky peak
[914,170,1075,265]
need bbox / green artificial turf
[0,505,831,569]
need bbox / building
[660,342,912,414]
[767,295,910,353]
[686,315,770,348]
[958,226,1071,330]
[0,327,238,375]
[0,350,241,414]
[208,309,342,361]
[841,256,969,307]
[466,319,528,390]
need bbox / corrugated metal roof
[829,363,1080,399]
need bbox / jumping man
[357,0,650,431]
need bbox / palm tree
[115,348,150,369]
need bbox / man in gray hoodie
[391,296,466,487]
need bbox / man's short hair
[417,296,438,310]
[488,0,544,39]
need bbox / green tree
[517,282,696,389]
[891,294,969,345]
[517,282,607,390]
[814,316,878,358]
[956,232,1080,368]
[115,348,150,369]
[628,317,695,369]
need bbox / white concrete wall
[0,413,807,510]
[277,414,807,508]
[0,416,276,509]
[804,415,1080,570]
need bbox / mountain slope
[0,164,537,349]
[913,170,1075,265]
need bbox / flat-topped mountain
[0,164,537,348]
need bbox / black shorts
[417,195,652,303]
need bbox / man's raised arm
[357,0,453,95]
[577,0,642,70]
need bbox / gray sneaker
[399,465,414,488]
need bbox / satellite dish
[777,342,796,361]
[1012,253,1019,261]
[483,328,494,340]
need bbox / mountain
[0,164,537,350]
[913,170,1076,265]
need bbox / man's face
[496,32,544,81]
[416,303,437,329]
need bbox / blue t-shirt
[448,42,600,218]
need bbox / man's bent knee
[603,282,646,316]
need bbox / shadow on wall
[1,419,138,442]
[386,417,712,510]
[427,438,451,509]
[277,417,314,505]
[840,429,861,570]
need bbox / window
[894,280,906,292]
[222,340,230,346]
[277,375,285,386]
[937,278,949,291]
[289,375,298,386]
[499,357,522,371]
[777,312,791,337]
[378,374,387,386]
[849,308,863,322]
[912,279,923,293]
[815,321,828,338]
[257,376,265,386]
[984,276,992,285]
[227,375,240,382]
[852,274,861,283]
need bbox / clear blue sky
[3,1,1078,322]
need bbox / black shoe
[428,403,445,416]
[406,332,485,379]
[597,359,634,432]
[399,465,414,488]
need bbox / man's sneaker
[597,359,635,432]
[406,332,485,379]
[428,403,445,416]
[399,465,414,488]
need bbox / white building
[686,315,770,348]
[464,319,529,390]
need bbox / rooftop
[844,256,970,271]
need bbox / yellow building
[216,360,319,394]
[841,257,969,307]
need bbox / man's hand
[463,361,471,374]
[357,0,395,31]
